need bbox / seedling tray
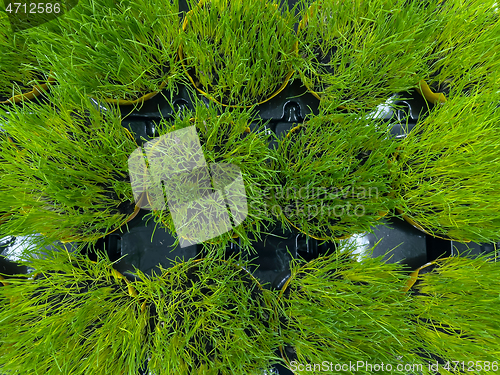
[0,77,488,283]
[93,80,496,286]
[1,1,498,374]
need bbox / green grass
[269,111,398,240]
[278,242,424,374]
[393,92,500,243]
[132,256,282,375]
[294,0,441,111]
[0,6,46,101]
[420,0,500,97]
[181,0,298,106]
[143,101,280,251]
[25,0,183,102]
[0,247,149,375]
[409,255,500,374]
[0,86,139,242]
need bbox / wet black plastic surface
[0,253,27,277]
[364,217,428,269]
[427,236,499,261]
[224,222,300,288]
[0,236,29,276]
[103,211,199,278]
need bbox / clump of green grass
[0,247,149,375]
[278,242,423,374]
[25,0,183,103]
[180,0,298,106]
[408,255,500,372]
[269,111,397,240]
[0,87,139,242]
[393,92,500,243]
[295,0,440,111]
[0,7,47,102]
[421,0,500,98]
[133,256,282,375]
[141,101,280,251]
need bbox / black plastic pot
[146,258,278,375]
[179,0,297,108]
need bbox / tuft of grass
[420,0,500,98]
[269,111,398,240]
[294,0,441,112]
[141,101,280,251]
[133,256,282,375]
[0,6,47,101]
[0,247,149,375]
[393,92,500,243]
[408,255,500,373]
[24,0,183,102]
[0,86,139,242]
[180,0,298,106]
[278,241,424,374]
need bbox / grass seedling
[420,0,500,98]
[408,255,500,373]
[0,87,139,242]
[269,111,397,240]
[144,101,280,251]
[278,242,424,374]
[180,0,298,106]
[133,256,282,375]
[25,0,183,103]
[0,246,149,375]
[294,0,441,112]
[393,92,500,243]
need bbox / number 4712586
[443,361,498,372]
[5,2,61,14]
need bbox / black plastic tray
[1,1,496,374]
